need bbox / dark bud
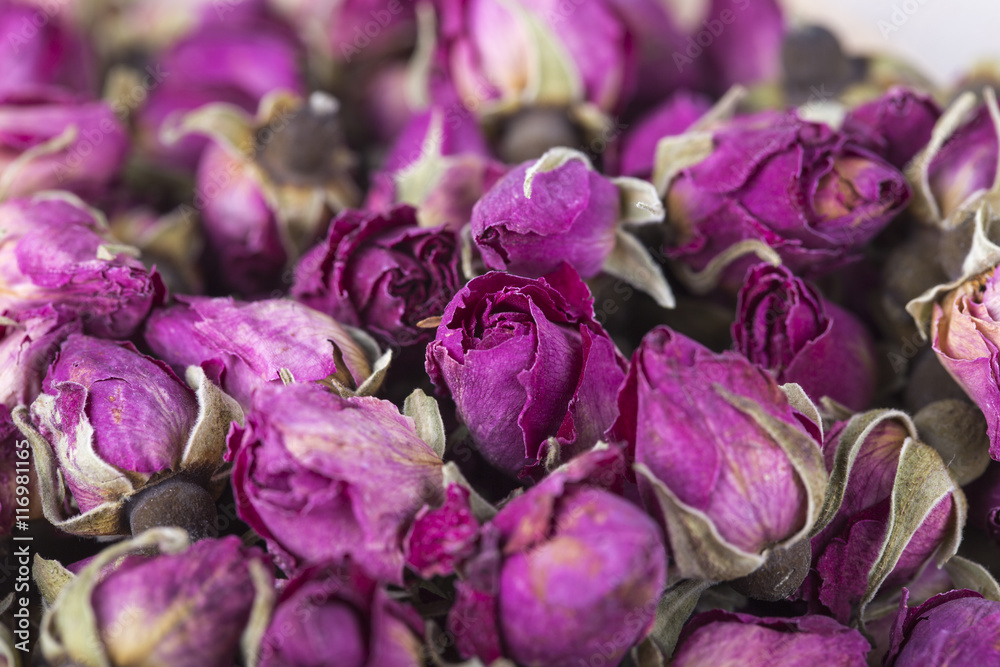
[729,538,812,602]
[126,475,219,542]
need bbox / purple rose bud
[406,482,480,578]
[472,152,619,278]
[178,92,360,295]
[144,296,375,410]
[365,105,506,231]
[0,0,97,96]
[672,610,870,666]
[230,383,444,582]
[802,414,965,624]
[663,111,911,292]
[0,306,80,410]
[258,562,424,667]
[447,446,666,667]
[426,265,628,478]
[931,267,1000,459]
[733,263,877,411]
[843,86,941,170]
[618,90,711,178]
[425,0,633,120]
[0,90,128,200]
[292,205,462,348]
[31,334,198,515]
[884,589,1000,666]
[607,325,828,581]
[37,530,273,667]
[0,195,164,339]
[136,12,305,171]
[924,102,997,222]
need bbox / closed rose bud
[144,296,376,409]
[292,205,462,348]
[0,90,128,199]
[733,263,877,411]
[0,306,80,410]
[698,0,784,93]
[426,265,628,478]
[37,529,273,667]
[618,90,711,178]
[173,92,360,295]
[257,563,424,667]
[447,447,666,667]
[406,482,481,578]
[16,334,242,538]
[672,611,870,667]
[230,382,444,582]
[136,11,305,171]
[801,411,965,625]
[0,0,96,95]
[0,195,164,339]
[661,110,910,292]
[843,86,941,170]
[607,325,828,582]
[884,589,1000,666]
[931,266,1000,458]
[366,104,506,231]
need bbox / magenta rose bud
[843,86,941,170]
[0,195,164,339]
[230,382,444,582]
[0,90,128,199]
[136,11,305,171]
[292,205,462,348]
[733,263,877,411]
[426,265,628,479]
[258,563,424,667]
[144,296,374,409]
[801,413,965,625]
[932,267,1000,459]
[885,589,1000,666]
[37,531,273,667]
[447,447,665,667]
[699,0,784,93]
[0,0,97,95]
[672,610,870,666]
[405,483,480,578]
[663,110,911,292]
[618,90,711,178]
[923,102,997,222]
[608,325,828,582]
[365,104,506,231]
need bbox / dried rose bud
[144,296,377,409]
[136,10,305,171]
[733,263,877,411]
[672,610,870,666]
[0,306,80,410]
[447,447,666,667]
[108,204,205,296]
[884,589,1000,666]
[800,412,965,625]
[618,90,711,178]
[426,265,628,479]
[0,0,96,95]
[171,92,360,295]
[0,195,164,339]
[0,89,128,199]
[696,0,784,94]
[660,110,910,292]
[230,382,444,582]
[931,266,1000,459]
[15,334,243,538]
[471,148,674,308]
[292,205,462,348]
[406,482,481,578]
[843,86,941,170]
[366,104,506,231]
[256,562,424,667]
[37,529,273,667]
[607,325,827,582]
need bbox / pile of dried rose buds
[3,0,1000,665]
